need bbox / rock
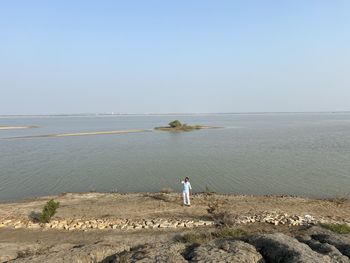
[0,243,40,263]
[186,240,264,263]
[187,244,238,262]
[145,220,153,226]
[297,235,350,263]
[27,223,41,229]
[248,233,333,263]
[13,242,129,263]
[159,223,171,228]
[310,227,350,258]
[217,240,265,262]
[120,224,128,229]
[193,221,205,227]
[113,242,186,263]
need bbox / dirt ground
[0,192,349,246]
[1,192,349,222]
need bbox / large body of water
[0,113,349,201]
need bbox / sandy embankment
[1,192,349,230]
[0,192,349,262]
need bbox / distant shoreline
[1,111,350,118]
[0,125,38,130]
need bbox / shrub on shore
[40,199,60,223]
[206,197,236,226]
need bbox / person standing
[181,177,192,206]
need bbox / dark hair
[185,177,189,181]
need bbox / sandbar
[4,129,151,139]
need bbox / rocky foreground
[1,226,350,262]
[0,192,349,262]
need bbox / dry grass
[214,227,247,239]
[206,197,238,227]
[182,232,212,244]
[160,187,173,194]
[326,196,349,206]
[322,223,350,234]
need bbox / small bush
[322,224,350,234]
[206,199,220,215]
[40,199,60,223]
[169,120,182,128]
[206,198,238,227]
[214,227,246,238]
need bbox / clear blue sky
[1,0,349,114]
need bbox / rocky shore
[1,210,348,232]
[0,192,349,262]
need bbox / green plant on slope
[322,223,350,234]
[40,199,60,223]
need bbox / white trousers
[183,192,190,205]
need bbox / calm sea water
[0,113,349,201]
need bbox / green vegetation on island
[154,120,206,132]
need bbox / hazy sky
[1,0,349,114]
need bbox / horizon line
[1,111,350,117]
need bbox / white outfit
[181,181,192,205]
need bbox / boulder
[187,241,264,263]
[12,242,128,263]
[310,227,350,258]
[248,233,332,263]
[113,242,186,263]
[297,235,350,263]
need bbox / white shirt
[181,181,192,193]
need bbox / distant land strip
[3,129,151,140]
[1,111,350,118]
[0,125,38,130]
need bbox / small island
[155,120,217,132]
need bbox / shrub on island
[155,120,204,132]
